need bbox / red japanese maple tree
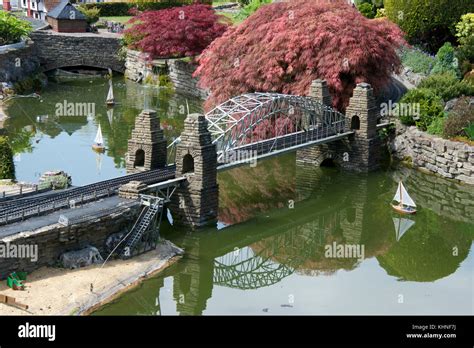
[124,4,229,59]
[195,0,407,111]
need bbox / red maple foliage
[124,4,229,59]
[195,0,407,111]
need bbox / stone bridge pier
[170,114,219,229]
[297,80,381,172]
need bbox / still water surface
[4,76,473,315]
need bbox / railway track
[0,166,176,226]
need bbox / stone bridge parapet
[30,30,125,73]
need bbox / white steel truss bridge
[168,93,353,169]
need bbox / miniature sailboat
[392,217,415,241]
[391,181,417,214]
[92,124,105,152]
[106,80,114,106]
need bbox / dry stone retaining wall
[0,202,140,280]
[391,126,474,185]
[125,49,208,99]
[0,40,40,84]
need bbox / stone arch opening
[320,158,337,167]
[134,149,145,168]
[182,154,195,174]
[346,207,356,223]
[351,115,360,130]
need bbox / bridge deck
[217,127,353,170]
[0,166,176,226]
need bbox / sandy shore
[0,240,183,315]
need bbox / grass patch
[100,16,132,24]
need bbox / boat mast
[399,182,403,206]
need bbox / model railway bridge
[1,80,390,263]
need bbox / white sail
[106,81,114,103]
[393,182,416,207]
[94,124,103,145]
[393,217,415,241]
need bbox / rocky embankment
[391,126,474,185]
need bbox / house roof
[47,0,86,20]
[44,0,62,12]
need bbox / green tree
[431,42,461,77]
[77,6,100,24]
[384,0,474,53]
[0,136,15,180]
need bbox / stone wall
[396,167,474,224]
[391,126,474,185]
[0,202,140,279]
[125,49,208,99]
[168,59,208,99]
[0,40,41,84]
[30,30,124,73]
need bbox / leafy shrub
[235,0,272,21]
[357,3,375,19]
[418,73,474,101]
[464,123,474,140]
[384,0,474,53]
[455,13,474,44]
[399,46,435,75]
[0,136,15,180]
[355,0,383,7]
[77,6,100,24]
[124,4,228,58]
[196,0,406,111]
[427,116,446,135]
[456,34,474,76]
[443,96,474,138]
[0,10,32,46]
[398,88,444,130]
[431,42,461,77]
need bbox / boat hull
[391,204,416,215]
[92,144,105,153]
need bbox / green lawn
[100,16,132,24]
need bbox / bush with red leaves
[124,4,229,59]
[195,0,406,111]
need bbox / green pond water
[3,76,473,315]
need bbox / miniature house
[46,0,87,33]
[20,0,62,20]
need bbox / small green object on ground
[6,272,26,290]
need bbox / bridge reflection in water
[94,155,472,316]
